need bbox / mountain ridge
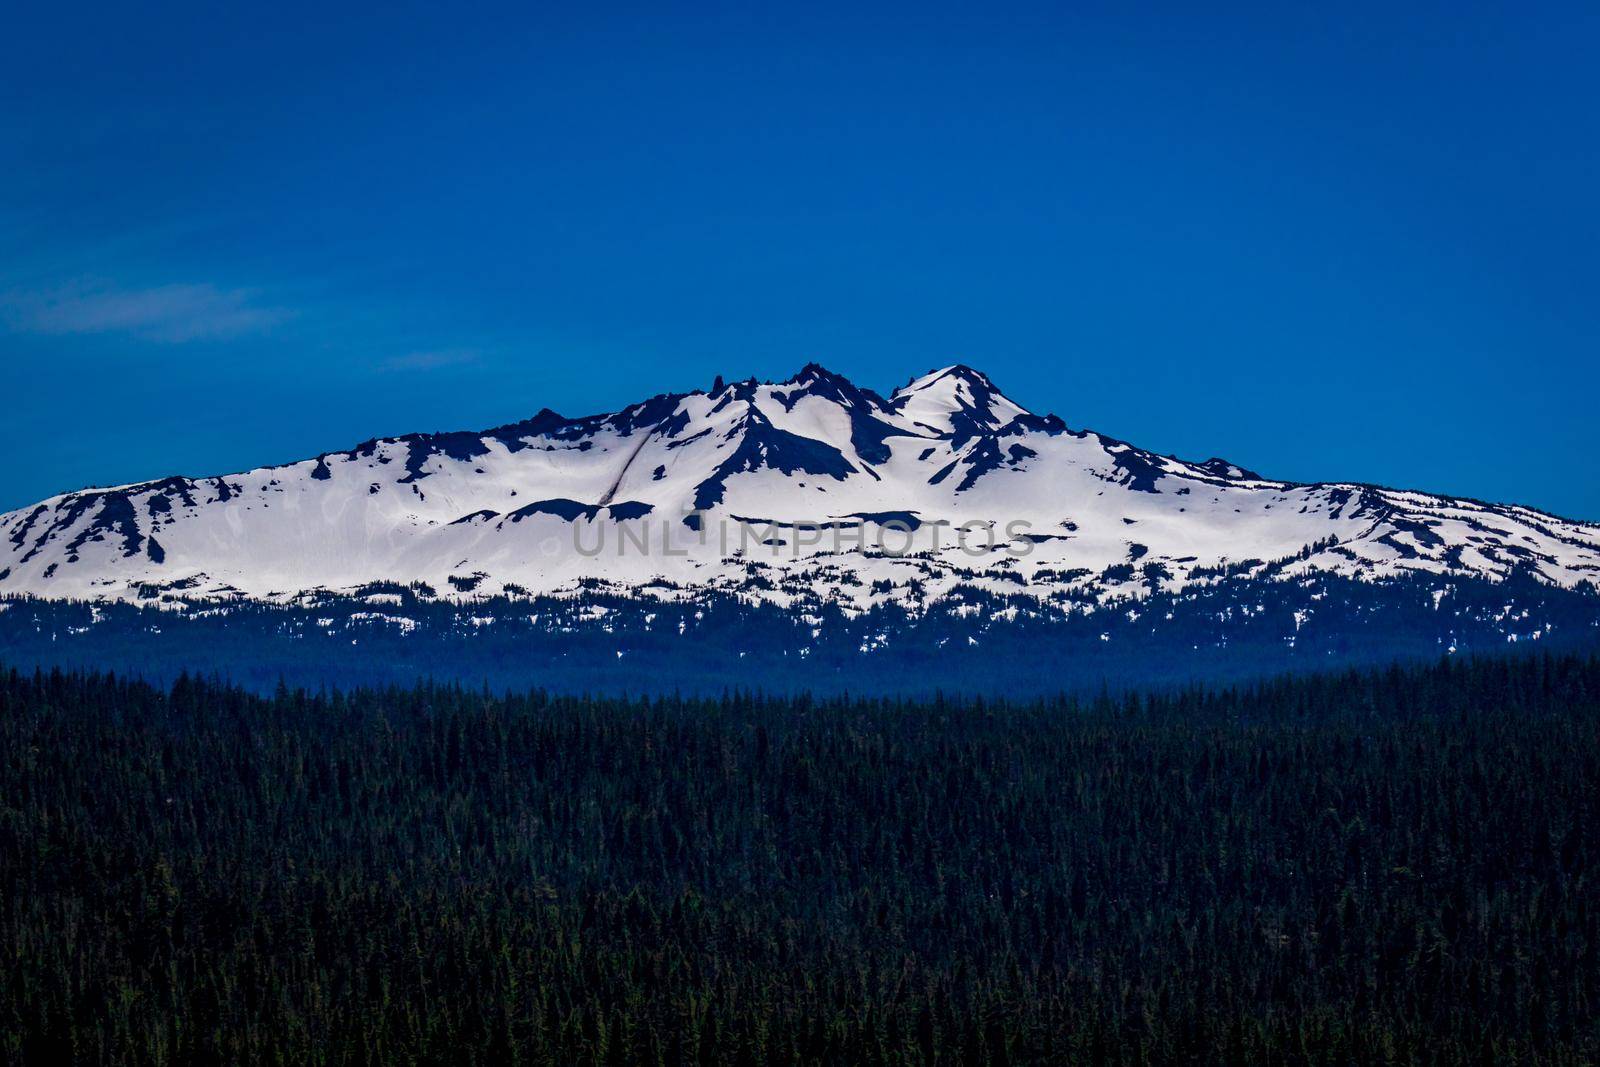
[4,363,1598,611]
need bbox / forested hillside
[3,655,1599,1064]
[4,567,1597,696]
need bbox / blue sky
[3,2,1597,518]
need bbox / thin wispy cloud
[0,280,291,343]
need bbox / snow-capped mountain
[4,363,1599,611]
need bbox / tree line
[1,653,1598,1063]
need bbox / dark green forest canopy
[2,653,1600,1064]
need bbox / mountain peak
[896,364,1000,394]
[1197,457,1264,481]
[775,362,893,417]
[942,362,995,384]
[889,364,1028,443]
[785,361,848,386]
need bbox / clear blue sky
[3,2,1597,518]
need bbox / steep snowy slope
[4,364,1598,610]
